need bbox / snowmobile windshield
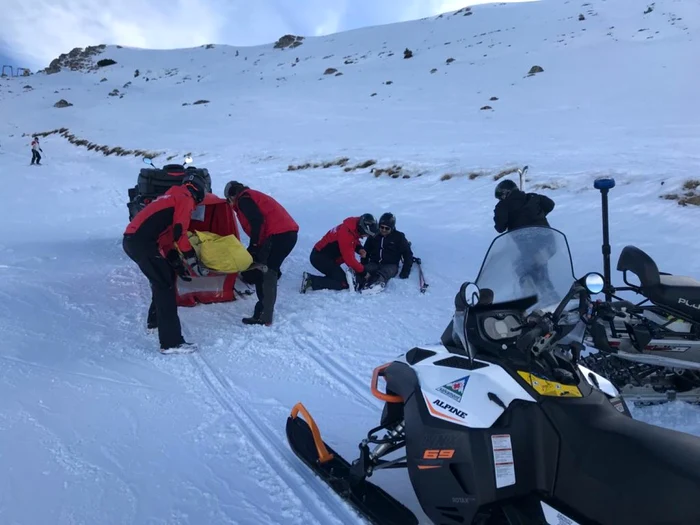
[474,227,575,312]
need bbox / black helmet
[378,212,396,230]
[495,179,518,200]
[358,213,378,237]
[224,180,248,199]
[183,174,206,203]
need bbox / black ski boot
[160,341,198,355]
[242,302,271,326]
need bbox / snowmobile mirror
[183,155,193,165]
[142,157,155,167]
[459,281,481,308]
[583,272,605,294]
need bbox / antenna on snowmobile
[594,176,616,301]
[517,165,529,190]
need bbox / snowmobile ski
[285,403,419,525]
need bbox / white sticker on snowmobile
[540,501,580,525]
[191,204,205,221]
[491,434,515,488]
[578,363,619,398]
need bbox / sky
[0,0,511,71]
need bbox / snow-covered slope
[1,0,699,523]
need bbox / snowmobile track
[295,332,382,412]
[188,352,365,525]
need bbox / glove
[247,244,260,262]
[183,251,209,277]
[166,250,191,281]
[166,249,181,266]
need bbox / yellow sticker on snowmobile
[517,371,582,398]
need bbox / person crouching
[301,214,378,293]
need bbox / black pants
[240,231,297,323]
[307,249,350,291]
[363,262,398,283]
[31,150,41,164]
[122,235,184,349]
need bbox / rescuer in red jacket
[300,214,378,292]
[225,181,299,326]
[123,175,208,354]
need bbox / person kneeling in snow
[122,175,209,354]
[358,212,413,292]
[224,181,299,326]
[301,214,378,293]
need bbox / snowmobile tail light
[371,363,403,403]
[289,403,335,464]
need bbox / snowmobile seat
[544,392,700,524]
[617,245,700,321]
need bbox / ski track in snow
[2,0,700,523]
[188,352,359,525]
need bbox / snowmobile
[580,177,700,404]
[286,226,700,525]
[126,154,212,220]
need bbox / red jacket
[231,188,298,246]
[124,185,196,255]
[314,217,364,273]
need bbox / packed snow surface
[1,0,699,523]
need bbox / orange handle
[290,403,334,464]
[371,363,403,403]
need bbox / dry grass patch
[287,157,350,171]
[26,127,163,158]
[493,167,520,181]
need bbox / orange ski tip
[289,403,334,464]
[371,363,403,404]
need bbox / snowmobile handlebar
[515,314,554,353]
[515,282,593,355]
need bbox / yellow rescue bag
[186,231,253,273]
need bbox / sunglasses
[379,225,392,231]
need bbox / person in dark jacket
[123,174,208,354]
[301,214,378,293]
[359,212,413,291]
[493,179,555,233]
[493,179,558,305]
[225,181,299,326]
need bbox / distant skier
[359,212,413,292]
[300,214,378,293]
[224,180,299,326]
[30,136,42,165]
[122,175,209,354]
[493,179,558,304]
